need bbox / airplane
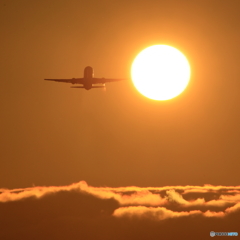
[44,66,127,90]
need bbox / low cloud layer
[1,181,240,219]
[1,181,239,240]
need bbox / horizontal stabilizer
[71,86,105,89]
[91,86,105,88]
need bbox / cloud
[0,181,89,202]
[166,189,189,204]
[113,201,240,220]
[220,193,240,202]
[1,181,240,240]
[1,181,240,219]
[113,206,202,220]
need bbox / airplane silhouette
[44,66,126,90]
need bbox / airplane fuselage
[83,66,94,90]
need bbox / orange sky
[1,1,240,238]
[1,0,240,190]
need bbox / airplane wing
[44,78,85,84]
[91,78,128,84]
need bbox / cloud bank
[1,181,240,220]
[1,181,239,240]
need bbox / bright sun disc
[131,45,191,100]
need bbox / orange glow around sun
[131,45,191,100]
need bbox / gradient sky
[1,1,240,239]
[1,0,240,190]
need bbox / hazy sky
[1,0,240,187]
[1,0,240,238]
[1,0,240,190]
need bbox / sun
[131,45,191,100]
